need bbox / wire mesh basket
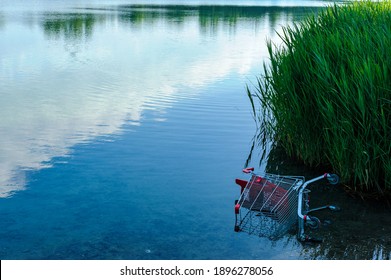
[234,173,303,240]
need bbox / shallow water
[1,0,390,260]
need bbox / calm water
[1,0,390,260]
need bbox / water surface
[1,0,390,260]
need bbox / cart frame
[234,167,339,242]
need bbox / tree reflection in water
[40,5,321,40]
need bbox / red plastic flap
[235,179,248,193]
[235,179,248,188]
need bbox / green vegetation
[249,1,391,196]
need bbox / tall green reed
[250,1,391,195]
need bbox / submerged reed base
[249,1,391,197]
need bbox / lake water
[1,0,390,260]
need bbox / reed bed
[250,1,391,195]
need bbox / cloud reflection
[0,4,319,197]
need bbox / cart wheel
[307,216,321,230]
[234,225,240,232]
[327,174,339,185]
[328,205,341,212]
[304,236,323,243]
[235,204,240,214]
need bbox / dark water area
[0,0,390,260]
[263,146,391,259]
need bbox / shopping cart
[234,167,340,242]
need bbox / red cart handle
[242,167,254,174]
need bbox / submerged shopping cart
[234,167,340,242]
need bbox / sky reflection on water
[1,1,388,261]
[1,3,299,197]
